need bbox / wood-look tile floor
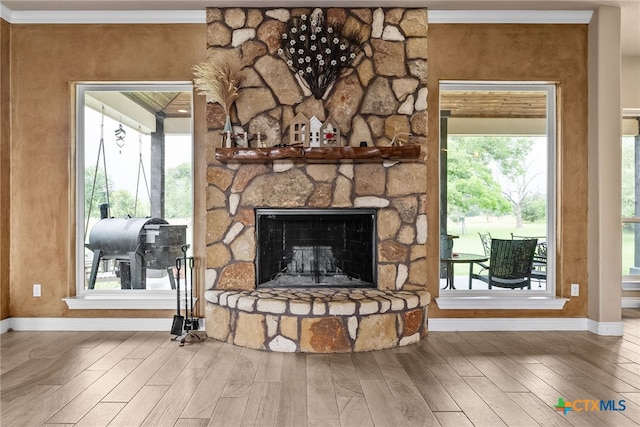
[1,309,639,427]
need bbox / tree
[491,137,545,228]
[164,163,192,219]
[85,167,111,219]
[109,189,148,218]
[447,136,541,228]
[499,157,543,227]
[85,168,149,219]
[447,142,511,219]
[522,193,546,222]
[622,137,635,221]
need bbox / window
[438,82,561,308]
[622,116,640,290]
[70,83,193,309]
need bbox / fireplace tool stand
[169,245,203,346]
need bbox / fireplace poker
[169,259,184,337]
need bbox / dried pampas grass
[192,57,244,115]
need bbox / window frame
[68,82,194,310]
[437,81,565,309]
[622,117,640,293]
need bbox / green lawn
[445,217,637,276]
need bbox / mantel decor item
[192,57,245,145]
[278,8,365,99]
[289,113,310,147]
[321,117,341,147]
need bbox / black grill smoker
[86,209,186,289]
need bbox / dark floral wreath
[278,9,365,99]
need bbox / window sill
[436,295,569,310]
[64,293,192,310]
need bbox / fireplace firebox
[256,209,377,288]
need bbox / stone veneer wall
[204,7,428,147]
[204,7,429,294]
[206,162,427,291]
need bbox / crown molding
[428,10,593,24]
[0,4,11,22]
[1,9,205,24]
[1,6,594,25]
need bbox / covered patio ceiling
[441,91,548,119]
[85,88,192,135]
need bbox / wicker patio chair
[475,238,538,289]
[511,233,547,285]
[468,232,492,288]
[479,232,492,257]
[530,241,547,284]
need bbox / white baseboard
[3,317,205,332]
[0,318,11,334]
[429,317,624,336]
[429,317,589,332]
[1,316,624,336]
[587,319,624,336]
[622,297,640,308]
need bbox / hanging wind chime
[115,121,126,153]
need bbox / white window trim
[438,82,558,309]
[436,296,569,310]
[64,292,195,310]
[70,82,194,310]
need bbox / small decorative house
[309,116,322,147]
[320,117,341,147]
[289,113,310,147]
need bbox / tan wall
[622,56,640,110]
[427,24,589,318]
[1,19,11,320]
[6,21,592,320]
[9,24,206,318]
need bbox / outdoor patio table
[441,253,489,290]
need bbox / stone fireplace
[202,7,430,352]
[204,161,431,352]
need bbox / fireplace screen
[256,209,377,288]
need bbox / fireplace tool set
[169,245,203,346]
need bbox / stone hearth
[205,288,430,352]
